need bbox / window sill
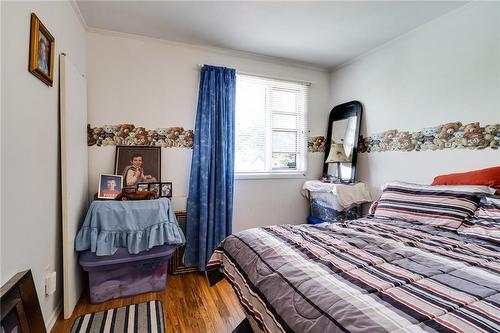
[235,172,307,180]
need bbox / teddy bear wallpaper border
[358,122,499,153]
[307,121,499,154]
[87,122,499,153]
[88,124,195,148]
[89,123,330,152]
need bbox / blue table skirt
[75,198,185,256]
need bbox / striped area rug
[70,300,164,333]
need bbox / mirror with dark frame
[323,101,363,183]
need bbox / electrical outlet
[45,272,56,295]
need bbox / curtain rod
[197,64,313,86]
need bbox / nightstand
[302,180,372,223]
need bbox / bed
[207,185,500,333]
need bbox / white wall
[329,2,500,198]
[86,31,330,233]
[1,1,86,327]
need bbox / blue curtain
[185,65,236,271]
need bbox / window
[235,74,308,177]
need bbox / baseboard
[46,300,63,332]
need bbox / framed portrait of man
[114,146,161,188]
[29,13,55,86]
[98,174,123,199]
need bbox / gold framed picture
[29,13,55,86]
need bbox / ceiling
[76,1,467,70]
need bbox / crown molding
[69,0,88,30]
[86,27,329,73]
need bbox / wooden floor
[51,272,245,333]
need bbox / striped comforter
[207,218,500,333]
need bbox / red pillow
[432,166,500,189]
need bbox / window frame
[234,74,308,179]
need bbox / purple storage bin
[79,244,177,303]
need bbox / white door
[60,54,88,319]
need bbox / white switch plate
[45,272,57,295]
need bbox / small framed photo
[29,13,55,86]
[148,182,160,197]
[160,182,172,198]
[137,183,149,192]
[98,174,123,199]
[115,146,161,189]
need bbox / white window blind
[235,74,308,176]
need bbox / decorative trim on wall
[88,122,499,153]
[89,124,330,153]
[87,124,194,148]
[308,135,326,153]
[359,122,499,153]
